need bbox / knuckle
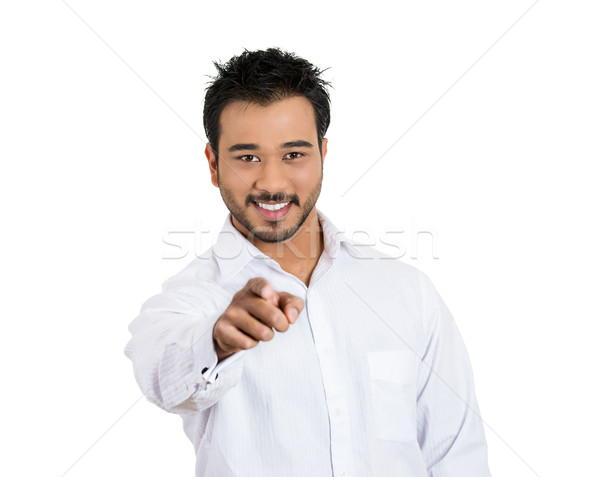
[218,313,231,327]
[223,306,242,323]
[213,320,224,336]
[214,324,231,344]
[243,338,257,349]
[234,287,246,298]
[260,327,274,341]
[273,314,289,332]
[248,277,264,289]
[267,307,281,325]
[214,332,228,349]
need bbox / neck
[237,209,325,286]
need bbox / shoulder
[338,240,437,313]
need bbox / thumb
[277,292,305,324]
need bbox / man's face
[205,95,327,243]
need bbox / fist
[212,277,305,362]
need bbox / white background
[1,0,598,475]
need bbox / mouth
[252,200,293,220]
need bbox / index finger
[247,277,279,307]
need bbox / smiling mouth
[255,201,290,211]
[252,200,293,220]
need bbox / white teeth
[257,201,290,211]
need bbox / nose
[252,159,290,195]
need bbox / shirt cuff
[200,352,219,383]
[193,324,247,385]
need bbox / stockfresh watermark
[161,215,440,261]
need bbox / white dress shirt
[124,209,491,477]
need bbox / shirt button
[335,408,342,417]
[322,347,330,356]
[340,473,348,477]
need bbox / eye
[237,155,260,163]
[284,152,304,160]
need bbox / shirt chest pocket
[367,349,418,442]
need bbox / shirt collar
[212,207,364,281]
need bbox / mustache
[247,193,300,206]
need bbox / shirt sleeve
[124,280,247,415]
[416,271,492,476]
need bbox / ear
[321,137,328,165]
[205,143,219,188]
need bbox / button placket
[305,287,355,476]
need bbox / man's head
[203,48,332,244]
[203,48,331,162]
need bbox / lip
[252,201,293,221]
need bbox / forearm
[124,285,245,414]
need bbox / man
[125,47,491,476]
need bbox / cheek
[220,164,253,190]
[291,162,321,186]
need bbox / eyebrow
[228,143,259,152]
[227,140,314,153]
[281,140,314,149]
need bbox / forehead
[218,96,318,147]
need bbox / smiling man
[211,95,326,286]
[125,48,491,477]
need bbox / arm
[124,276,304,415]
[416,272,492,476]
[124,279,246,414]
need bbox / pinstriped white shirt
[124,209,491,477]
